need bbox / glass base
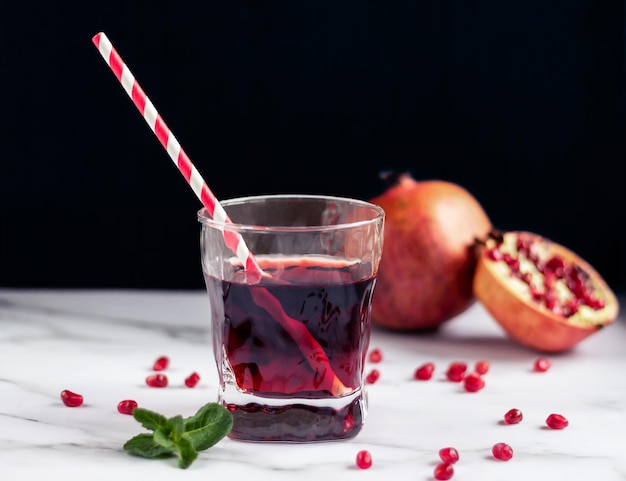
[219,385,368,443]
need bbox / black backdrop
[2,2,625,291]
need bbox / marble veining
[1,289,626,480]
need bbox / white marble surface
[1,288,626,480]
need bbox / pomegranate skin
[473,231,619,352]
[369,172,492,331]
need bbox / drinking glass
[198,194,384,442]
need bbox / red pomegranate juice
[205,256,375,442]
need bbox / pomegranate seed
[439,447,459,464]
[152,356,169,371]
[368,348,383,363]
[533,357,551,372]
[414,362,435,380]
[475,360,490,375]
[366,369,380,384]
[503,408,523,424]
[546,413,569,429]
[355,450,372,469]
[60,389,84,407]
[434,462,454,480]
[446,362,467,382]
[492,442,513,461]
[146,373,168,388]
[184,372,201,388]
[463,372,485,392]
[117,399,138,415]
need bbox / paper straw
[91,32,264,277]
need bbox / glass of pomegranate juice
[198,194,384,442]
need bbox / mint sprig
[123,402,233,469]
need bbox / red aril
[60,389,83,407]
[152,355,169,371]
[117,399,138,415]
[503,408,523,424]
[439,447,459,464]
[492,442,513,461]
[446,362,467,382]
[184,372,201,388]
[434,462,454,480]
[146,373,168,388]
[368,348,383,363]
[463,372,485,392]
[546,413,569,429]
[355,450,372,469]
[475,360,490,375]
[473,231,619,352]
[366,369,380,384]
[534,357,551,372]
[414,362,435,380]
[369,172,492,331]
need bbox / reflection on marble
[1,289,626,480]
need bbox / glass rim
[197,193,385,233]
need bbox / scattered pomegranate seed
[434,462,454,480]
[463,372,485,392]
[355,450,372,469]
[439,447,459,464]
[152,356,169,371]
[534,357,551,372]
[546,413,569,429]
[146,373,168,388]
[414,362,435,380]
[446,362,468,382]
[475,360,490,375]
[503,408,523,424]
[117,399,138,415]
[492,442,513,461]
[184,372,201,388]
[366,369,380,384]
[60,389,84,407]
[368,348,383,363]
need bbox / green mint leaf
[132,407,170,432]
[183,402,233,451]
[175,435,198,469]
[153,428,176,451]
[168,415,184,440]
[123,402,233,469]
[123,433,173,459]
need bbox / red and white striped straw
[92,32,264,277]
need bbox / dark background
[2,2,625,291]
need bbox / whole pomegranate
[369,172,492,331]
[473,230,619,352]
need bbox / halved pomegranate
[473,231,619,352]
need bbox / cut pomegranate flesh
[485,233,607,318]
